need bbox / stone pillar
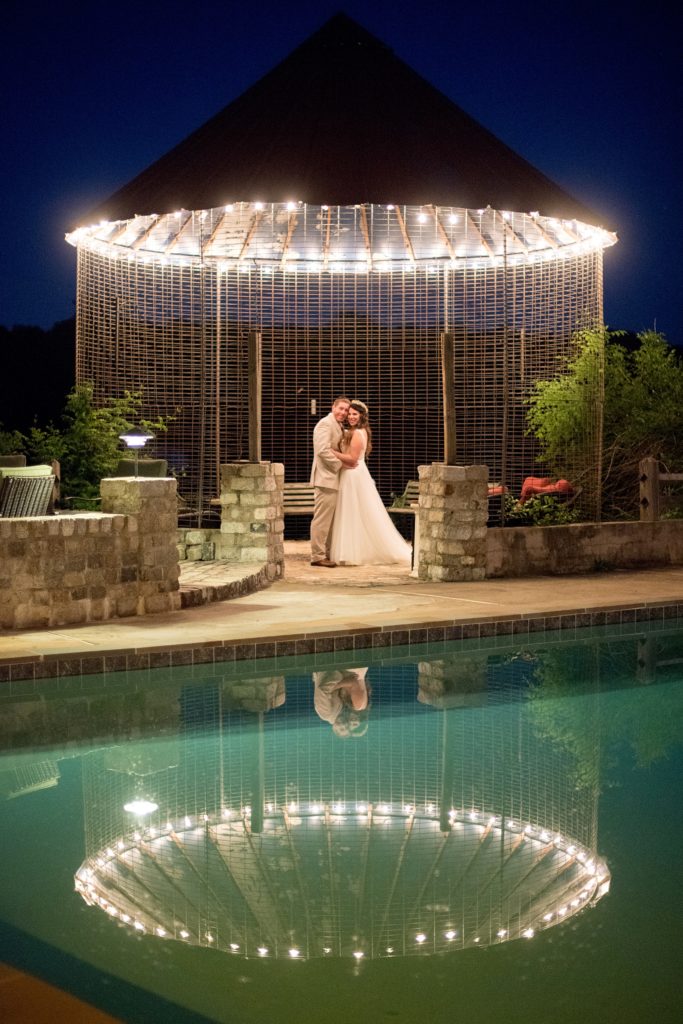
[100,477,181,614]
[417,463,488,581]
[216,462,284,581]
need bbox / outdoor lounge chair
[0,473,55,517]
[519,476,576,504]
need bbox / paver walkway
[0,542,681,669]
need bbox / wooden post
[248,330,262,463]
[440,331,456,465]
[639,457,659,522]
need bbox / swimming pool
[0,621,681,1023]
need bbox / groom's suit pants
[311,486,337,560]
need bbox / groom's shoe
[311,558,337,568]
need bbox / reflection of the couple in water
[313,667,370,736]
[68,643,623,961]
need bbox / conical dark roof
[84,13,599,225]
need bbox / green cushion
[0,464,53,478]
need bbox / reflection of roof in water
[76,803,610,960]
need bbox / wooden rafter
[528,214,559,249]
[359,206,373,269]
[203,211,229,255]
[466,211,494,256]
[495,210,528,255]
[280,212,298,268]
[237,210,264,264]
[322,206,332,267]
[166,211,194,253]
[130,217,160,249]
[393,206,416,263]
[429,206,456,260]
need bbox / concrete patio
[1,542,682,675]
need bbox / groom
[309,395,352,567]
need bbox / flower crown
[350,399,368,414]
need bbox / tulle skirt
[329,461,411,566]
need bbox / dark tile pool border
[1,600,682,684]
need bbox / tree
[0,382,171,502]
[526,329,683,520]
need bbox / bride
[329,400,411,566]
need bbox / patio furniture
[519,476,575,504]
[0,470,56,517]
[283,482,316,516]
[0,454,27,467]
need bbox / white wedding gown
[329,430,412,566]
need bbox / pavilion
[67,13,616,517]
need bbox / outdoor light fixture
[118,427,154,476]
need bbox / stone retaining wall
[486,519,683,576]
[0,478,180,630]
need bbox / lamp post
[118,427,154,477]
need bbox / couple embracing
[310,396,411,568]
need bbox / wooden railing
[639,457,683,521]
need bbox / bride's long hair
[342,399,373,457]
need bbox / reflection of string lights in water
[70,658,613,960]
[75,803,609,957]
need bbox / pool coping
[1,596,681,683]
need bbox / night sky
[2,0,681,341]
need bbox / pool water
[0,622,681,1024]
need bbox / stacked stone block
[417,464,488,582]
[101,477,181,615]
[0,478,180,630]
[216,462,285,581]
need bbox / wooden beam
[528,213,559,249]
[322,206,332,268]
[203,211,229,255]
[359,206,373,270]
[166,211,194,253]
[441,331,456,465]
[465,211,494,256]
[495,210,528,254]
[393,206,416,264]
[429,206,456,261]
[237,210,264,264]
[248,331,262,463]
[280,212,298,268]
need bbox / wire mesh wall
[73,203,612,518]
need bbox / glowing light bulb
[418,212,428,223]
[288,948,300,958]
[156,927,166,937]
[254,202,264,211]
[353,951,364,960]
[445,930,456,940]
[257,946,269,956]
[230,943,240,951]
[496,929,507,938]
[124,799,158,816]
[522,928,535,939]
[415,933,427,944]
[180,930,190,939]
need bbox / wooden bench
[283,482,315,515]
[388,480,420,515]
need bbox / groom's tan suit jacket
[310,412,343,489]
